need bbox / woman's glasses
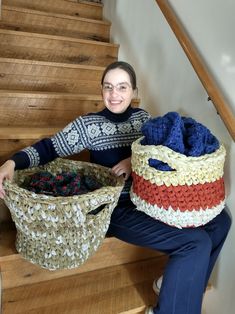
[102,82,132,93]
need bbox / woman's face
[101,68,135,114]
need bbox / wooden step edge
[0,254,167,291]
[76,0,103,8]
[0,127,61,139]
[0,57,105,70]
[1,281,156,314]
[0,220,167,290]
[1,259,163,313]
[0,28,119,48]
[0,90,139,104]
[2,5,111,26]
[3,0,104,19]
[0,220,165,260]
[0,90,104,100]
[0,222,166,292]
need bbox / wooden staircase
[0,1,168,313]
[0,223,167,314]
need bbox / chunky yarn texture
[131,112,226,228]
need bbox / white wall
[169,0,235,113]
[103,1,234,313]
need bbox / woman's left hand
[112,157,131,180]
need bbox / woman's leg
[153,208,231,295]
[107,200,213,314]
[201,208,231,289]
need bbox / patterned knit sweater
[11,106,150,197]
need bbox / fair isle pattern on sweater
[11,107,151,170]
[51,110,150,157]
[22,147,40,168]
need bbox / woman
[0,61,231,314]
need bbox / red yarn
[132,172,225,212]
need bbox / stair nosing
[77,0,103,8]
[2,5,111,26]
[0,90,103,99]
[0,90,139,104]
[0,57,105,70]
[0,127,62,139]
[0,28,119,48]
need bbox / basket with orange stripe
[130,137,226,228]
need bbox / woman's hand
[0,160,15,199]
[111,157,132,180]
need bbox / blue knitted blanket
[141,112,219,171]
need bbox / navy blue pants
[107,199,231,314]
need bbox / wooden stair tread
[0,90,139,128]
[0,28,118,47]
[0,90,104,99]
[3,0,103,20]
[0,28,118,66]
[0,58,104,93]
[1,5,110,42]
[2,257,165,314]
[0,127,61,139]
[0,57,105,70]
[2,5,110,25]
[74,0,103,7]
[0,222,166,290]
[0,89,139,102]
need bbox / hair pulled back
[101,61,137,90]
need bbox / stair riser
[0,60,104,93]
[2,256,166,313]
[1,6,110,42]
[0,237,165,290]
[2,0,103,20]
[0,97,104,126]
[0,31,118,66]
[0,138,90,167]
[0,94,138,127]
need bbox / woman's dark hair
[101,61,137,90]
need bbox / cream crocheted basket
[130,137,226,229]
[3,158,124,270]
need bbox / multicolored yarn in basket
[3,158,124,270]
[130,112,226,229]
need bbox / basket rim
[4,180,122,202]
[3,158,124,202]
[132,137,226,162]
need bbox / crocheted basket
[3,158,124,270]
[130,137,226,228]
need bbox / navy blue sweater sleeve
[10,107,151,171]
[11,138,59,170]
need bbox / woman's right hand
[0,160,15,199]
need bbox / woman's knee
[178,230,212,257]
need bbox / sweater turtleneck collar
[101,105,133,122]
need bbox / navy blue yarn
[141,112,219,171]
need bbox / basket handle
[76,186,122,215]
[132,138,181,171]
